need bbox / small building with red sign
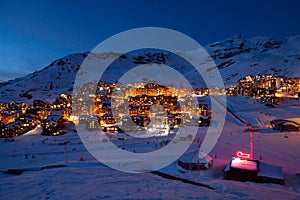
[224,157,284,184]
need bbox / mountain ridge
[1,35,299,103]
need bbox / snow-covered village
[1,1,300,199]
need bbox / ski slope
[1,97,300,199]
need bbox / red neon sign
[236,151,251,159]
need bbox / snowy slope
[0,53,86,103]
[1,35,300,103]
[1,97,300,199]
[205,35,300,86]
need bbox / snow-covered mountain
[0,53,86,103]
[0,35,299,103]
[206,35,300,85]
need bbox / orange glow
[275,93,285,97]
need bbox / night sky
[1,0,300,82]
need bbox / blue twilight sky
[0,0,300,82]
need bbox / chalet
[195,88,209,96]
[180,96,198,116]
[260,96,279,105]
[121,115,130,123]
[101,123,122,133]
[138,105,151,116]
[0,109,21,123]
[236,75,300,98]
[198,116,210,126]
[178,151,213,171]
[0,113,38,137]
[16,120,32,135]
[97,99,112,115]
[121,115,135,128]
[209,86,226,95]
[224,157,258,182]
[52,94,72,109]
[129,95,152,106]
[79,115,90,123]
[100,114,116,125]
[131,83,169,96]
[6,121,21,137]
[190,116,210,127]
[198,103,208,116]
[170,113,182,128]
[270,119,300,132]
[0,121,9,138]
[19,114,38,127]
[86,116,100,130]
[224,157,284,184]
[181,112,192,125]
[27,107,51,119]
[131,115,150,127]
[152,112,168,128]
[128,105,139,116]
[104,125,121,133]
[5,124,15,137]
[226,87,237,96]
[41,115,65,136]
